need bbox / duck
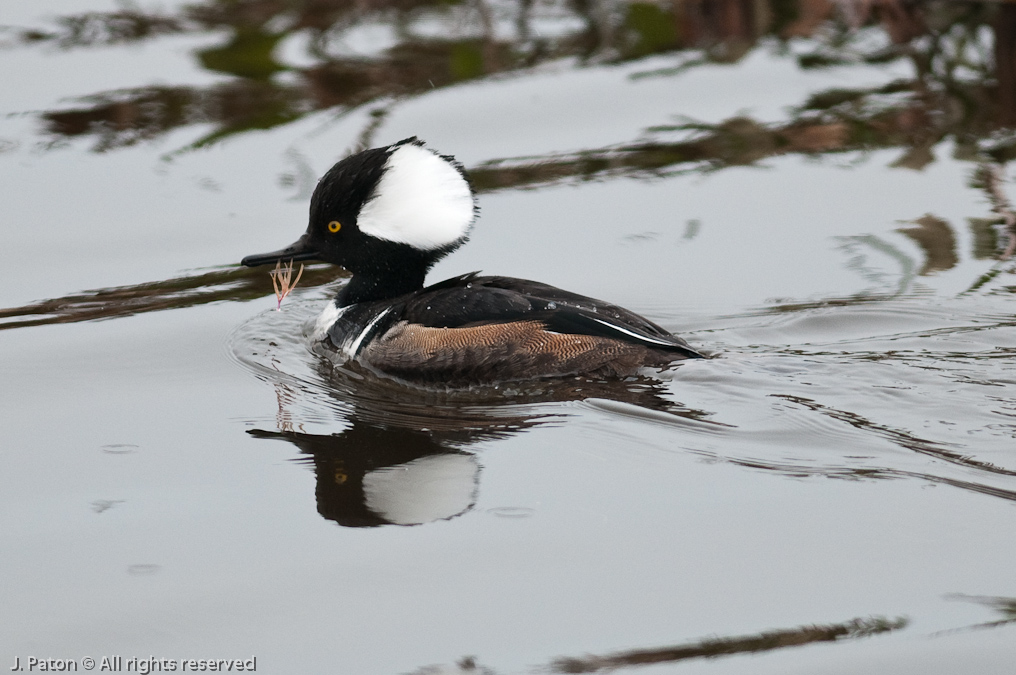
[241,137,704,385]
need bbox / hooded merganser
[242,138,703,384]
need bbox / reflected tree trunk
[676,0,763,53]
[995,3,1016,127]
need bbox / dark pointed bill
[241,233,321,267]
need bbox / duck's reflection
[250,422,481,527]
[246,356,710,528]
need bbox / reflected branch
[551,615,907,673]
[466,84,989,192]
[942,594,1016,633]
[0,264,346,331]
[20,8,186,47]
[897,215,958,275]
[468,117,853,192]
[973,163,1016,259]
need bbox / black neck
[336,267,428,306]
[331,239,457,306]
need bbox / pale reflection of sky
[312,22,400,60]
[0,35,230,113]
[437,152,987,315]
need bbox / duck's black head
[242,137,477,304]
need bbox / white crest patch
[356,143,475,250]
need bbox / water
[2,0,1016,672]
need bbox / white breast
[309,301,393,361]
[309,301,343,342]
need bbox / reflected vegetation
[0,264,345,330]
[405,615,907,674]
[2,0,1015,329]
[1,192,1002,330]
[550,615,907,673]
[7,0,1016,200]
[945,594,1016,632]
[897,215,957,276]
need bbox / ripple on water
[227,295,716,436]
[100,444,139,455]
[228,289,1016,506]
[487,506,536,518]
[670,296,1016,497]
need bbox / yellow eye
[327,220,341,233]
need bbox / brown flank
[359,320,685,384]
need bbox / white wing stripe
[589,317,677,347]
[347,308,391,356]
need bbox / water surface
[2,0,1016,672]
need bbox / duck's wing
[476,276,702,353]
[394,273,703,358]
